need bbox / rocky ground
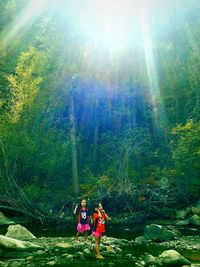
[0,223,199,267]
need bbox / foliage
[0,0,200,214]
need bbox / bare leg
[84,231,88,242]
[75,231,79,242]
[95,236,104,259]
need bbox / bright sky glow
[75,0,139,50]
[2,0,49,45]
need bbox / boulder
[159,249,191,266]
[190,214,200,226]
[106,245,116,254]
[0,212,15,226]
[83,248,93,258]
[143,224,180,242]
[55,243,73,249]
[158,177,170,189]
[143,253,156,264]
[191,207,200,216]
[115,247,122,253]
[195,200,200,209]
[135,236,148,244]
[6,224,36,240]
[176,210,187,220]
[175,219,190,226]
[0,235,42,251]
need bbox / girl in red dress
[92,202,111,259]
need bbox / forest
[0,1,200,266]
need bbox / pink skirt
[77,223,90,233]
[92,231,102,237]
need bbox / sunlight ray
[2,0,49,46]
[139,1,166,134]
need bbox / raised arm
[103,210,111,220]
[95,208,102,218]
[73,203,79,215]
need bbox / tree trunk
[69,95,79,195]
[93,98,99,173]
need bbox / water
[1,223,200,266]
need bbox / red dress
[93,212,106,236]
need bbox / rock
[115,247,122,253]
[106,245,116,254]
[9,261,21,267]
[0,235,42,251]
[191,207,200,215]
[83,248,92,258]
[195,200,200,209]
[47,260,56,265]
[190,214,200,226]
[55,243,73,249]
[26,256,34,260]
[6,225,36,240]
[159,177,169,189]
[143,224,162,240]
[159,249,191,266]
[2,251,34,259]
[176,210,187,220]
[0,261,6,267]
[0,212,15,226]
[143,253,156,264]
[76,251,84,259]
[176,219,190,226]
[143,224,179,242]
[135,236,148,244]
[66,254,74,260]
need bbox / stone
[9,261,21,267]
[135,236,148,244]
[0,235,42,251]
[190,214,200,226]
[143,253,156,264]
[83,248,92,258]
[2,251,34,259]
[191,207,200,215]
[47,260,56,265]
[115,247,122,253]
[6,225,36,240]
[159,177,169,189]
[66,254,74,260]
[106,245,116,254]
[159,249,191,266]
[55,243,73,249]
[143,224,179,242]
[76,251,84,259]
[176,210,188,220]
[26,256,34,261]
[0,212,15,226]
[195,200,200,209]
[175,219,190,226]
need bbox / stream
[0,223,200,267]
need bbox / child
[74,199,91,242]
[92,202,111,259]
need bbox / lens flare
[2,0,49,46]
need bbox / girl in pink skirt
[74,199,91,242]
